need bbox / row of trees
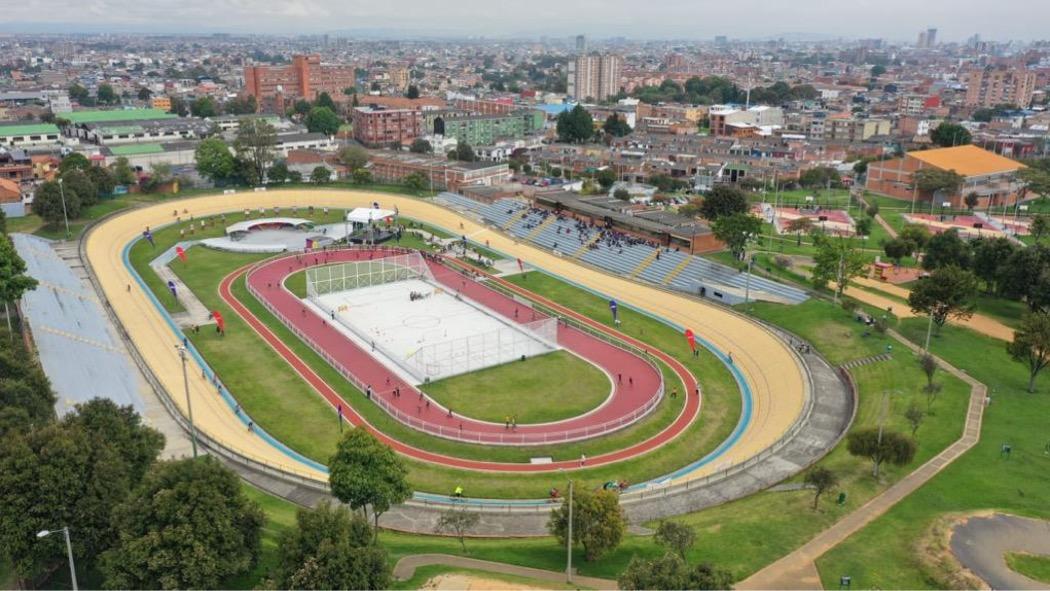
[31,153,144,227]
[633,76,818,106]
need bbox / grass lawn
[421,350,611,424]
[1005,552,1050,584]
[815,320,1050,589]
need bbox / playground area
[761,204,857,236]
[899,212,1018,239]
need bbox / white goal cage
[305,252,433,297]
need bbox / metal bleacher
[439,194,807,305]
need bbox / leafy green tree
[305,106,342,135]
[547,487,626,561]
[68,83,89,103]
[310,166,332,184]
[602,114,632,137]
[234,118,277,186]
[619,552,734,590]
[404,172,428,192]
[908,266,979,335]
[86,165,116,199]
[964,191,980,211]
[971,237,1017,293]
[699,185,749,221]
[596,168,617,191]
[899,224,932,253]
[883,237,913,265]
[871,64,887,77]
[855,216,873,237]
[0,235,38,337]
[847,428,917,478]
[267,161,290,184]
[922,229,972,270]
[1018,167,1050,202]
[803,466,838,510]
[453,142,476,162]
[61,169,98,207]
[920,353,940,396]
[190,95,219,118]
[997,245,1050,311]
[223,94,257,115]
[96,83,117,105]
[435,508,481,553]
[112,156,136,186]
[711,213,762,259]
[556,104,594,143]
[1007,311,1050,393]
[58,153,91,175]
[905,402,926,437]
[799,166,841,189]
[785,217,813,246]
[352,168,373,184]
[654,520,695,559]
[314,91,337,111]
[405,85,420,99]
[328,428,411,535]
[1031,214,1050,243]
[811,235,869,299]
[339,146,369,171]
[292,99,312,117]
[168,96,189,117]
[32,181,81,226]
[409,138,433,154]
[137,87,152,101]
[614,188,630,201]
[276,501,390,590]
[930,122,972,147]
[194,137,237,184]
[100,456,263,589]
[914,168,964,197]
[63,399,164,483]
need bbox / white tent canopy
[346,207,396,224]
[226,217,312,235]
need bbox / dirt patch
[421,573,548,590]
[915,512,994,590]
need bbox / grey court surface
[951,513,1050,590]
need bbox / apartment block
[351,106,425,147]
[244,54,357,105]
[568,53,623,101]
[964,65,1036,108]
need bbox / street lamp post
[37,527,77,591]
[923,312,935,353]
[57,178,71,240]
[176,345,199,457]
[744,252,754,309]
[566,478,574,583]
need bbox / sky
[3,0,1049,42]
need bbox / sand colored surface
[84,190,807,485]
[423,573,545,590]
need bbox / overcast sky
[4,0,1049,42]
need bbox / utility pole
[566,479,574,583]
[176,345,199,458]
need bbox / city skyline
[3,0,1049,42]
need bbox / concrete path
[150,247,215,329]
[392,553,618,590]
[737,329,988,590]
[951,513,1050,590]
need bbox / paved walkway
[951,513,1050,590]
[392,553,618,589]
[737,329,988,590]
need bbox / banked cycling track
[84,189,807,492]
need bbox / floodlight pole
[566,478,574,583]
[176,345,199,458]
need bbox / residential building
[568,53,623,101]
[243,54,357,105]
[866,145,1026,209]
[351,106,425,147]
[0,178,24,218]
[389,67,410,92]
[0,123,62,148]
[963,65,1037,108]
[425,110,544,146]
[367,152,511,190]
[708,105,784,136]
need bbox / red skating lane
[245,248,660,443]
[218,250,701,472]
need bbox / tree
[276,501,390,590]
[799,166,841,189]
[998,245,1050,312]
[547,487,626,561]
[654,520,695,559]
[136,87,152,101]
[409,138,433,154]
[434,508,481,553]
[58,152,91,175]
[899,224,932,253]
[352,168,373,184]
[194,137,237,184]
[112,156,136,186]
[339,146,369,171]
[315,91,337,111]
[614,188,631,201]
[405,84,420,99]
[1031,215,1050,244]
[403,172,429,192]
[846,428,917,478]
[596,168,617,191]
[602,114,632,137]
[304,106,342,135]
[971,237,1016,293]
[556,104,594,143]
[711,213,762,259]
[855,216,873,237]
[267,161,290,184]
[233,118,277,186]
[964,192,980,211]
[100,456,263,589]
[328,428,411,536]
[291,99,313,117]
[33,180,81,226]
[803,466,838,510]
[86,164,116,199]
[96,83,117,105]
[914,168,964,198]
[785,217,813,246]
[619,553,734,591]
[883,237,913,265]
[61,169,98,207]
[1018,167,1050,203]
[310,166,332,184]
[190,95,219,118]
[68,83,89,103]
[453,142,476,162]
[223,94,258,115]
[0,235,38,337]
[1007,311,1050,393]
[168,96,189,117]
[811,235,869,299]
[922,229,972,270]
[919,352,940,399]
[908,266,979,335]
[930,122,972,147]
[905,402,925,437]
[699,185,749,221]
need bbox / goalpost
[305,252,433,298]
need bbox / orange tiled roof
[909,145,1025,177]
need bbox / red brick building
[243,54,357,105]
[368,152,511,191]
[351,107,424,147]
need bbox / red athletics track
[218,248,701,472]
[246,248,660,444]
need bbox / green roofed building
[0,123,62,147]
[108,143,166,156]
[64,108,177,124]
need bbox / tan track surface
[85,189,807,485]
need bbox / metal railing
[243,245,665,446]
